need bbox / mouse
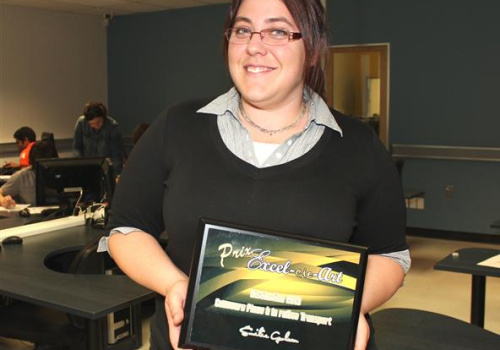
[2,235,23,245]
[19,208,31,217]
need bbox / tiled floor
[374,235,500,334]
[1,235,499,349]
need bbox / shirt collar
[197,87,343,136]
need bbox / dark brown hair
[223,0,328,101]
[83,102,107,121]
[13,126,36,143]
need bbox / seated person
[2,126,37,172]
[0,141,58,208]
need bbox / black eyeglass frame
[224,27,303,46]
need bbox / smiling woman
[104,1,409,350]
[222,0,328,145]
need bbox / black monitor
[35,157,115,207]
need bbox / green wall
[108,4,232,134]
[108,0,500,235]
[328,0,500,235]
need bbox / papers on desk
[0,204,30,212]
[477,254,500,268]
[0,205,60,214]
[27,206,60,214]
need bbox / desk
[434,248,500,327]
[490,219,500,229]
[0,223,155,349]
[372,308,500,349]
[0,210,33,230]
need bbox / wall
[0,5,107,155]
[107,4,232,136]
[106,0,500,235]
[328,0,500,234]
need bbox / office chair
[0,236,105,349]
[41,131,59,158]
[372,308,500,349]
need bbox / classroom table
[0,219,155,349]
[490,219,500,229]
[434,248,500,327]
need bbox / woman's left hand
[354,313,370,350]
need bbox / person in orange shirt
[3,127,37,170]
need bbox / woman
[105,0,409,349]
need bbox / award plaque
[179,218,368,350]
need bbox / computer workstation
[1,156,114,235]
[0,156,153,349]
[0,220,154,349]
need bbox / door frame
[325,43,390,147]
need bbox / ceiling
[0,0,232,16]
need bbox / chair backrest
[41,132,59,158]
[66,234,105,329]
[68,234,105,274]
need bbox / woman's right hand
[165,279,193,350]
[0,195,16,209]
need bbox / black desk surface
[372,308,500,349]
[434,248,500,277]
[0,210,33,230]
[491,219,500,229]
[0,224,155,319]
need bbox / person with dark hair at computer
[104,1,409,349]
[0,141,58,208]
[72,101,124,176]
[3,126,37,171]
[124,123,150,163]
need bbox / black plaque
[179,218,368,350]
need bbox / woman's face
[228,0,306,109]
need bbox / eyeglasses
[225,27,302,46]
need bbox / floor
[1,235,499,349]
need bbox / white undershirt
[253,141,280,167]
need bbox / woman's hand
[165,279,193,350]
[0,195,16,209]
[354,313,370,350]
[109,232,193,348]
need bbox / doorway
[325,44,389,147]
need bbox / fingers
[166,280,187,325]
[165,301,182,349]
[6,197,16,209]
[353,313,370,350]
[165,279,192,350]
[1,196,16,209]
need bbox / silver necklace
[239,100,307,136]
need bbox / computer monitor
[35,157,115,207]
